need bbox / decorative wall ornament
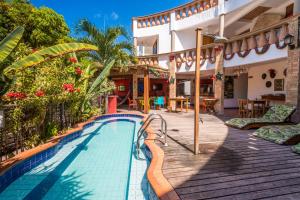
[274,79,284,91]
[266,81,272,88]
[269,69,276,78]
[261,73,267,80]
[283,68,287,77]
[215,72,223,81]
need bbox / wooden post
[132,72,138,100]
[144,68,150,114]
[194,28,202,155]
[169,30,177,110]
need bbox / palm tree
[76,19,135,70]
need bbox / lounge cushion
[292,143,300,154]
[225,118,274,129]
[254,124,300,144]
[262,104,296,122]
[225,104,295,129]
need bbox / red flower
[75,67,83,75]
[6,92,27,100]
[69,57,77,63]
[63,83,75,93]
[35,90,45,97]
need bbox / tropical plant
[81,58,115,113]
[4,43,98,76]
[76,19,134,70]
[0,26,24,95]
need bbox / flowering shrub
[69,57,77,63]
[6,92,27,99]
[63,83,75,93]
[35,90,45,97]
[75,67,83,75]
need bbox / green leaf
[0,26,24,63]
[87,58,115,95]
[4,43,98,75]
[81,58,115,112]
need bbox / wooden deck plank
[150,109,300,200]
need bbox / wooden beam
[194,28,202,155]
[144,69,150,114]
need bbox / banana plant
[0,27,24,96]
[4,43,98,76]
[0,26,98,97]
[81,58,115,113]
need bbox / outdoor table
[248,99,267,118]
[203,98,218,113]
[168,97,189,112]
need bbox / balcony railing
[175,0,218,20]
[135,0,219,29]
[137,55,159,66]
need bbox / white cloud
[111,12,119,20]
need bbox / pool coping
[0,112,180,200]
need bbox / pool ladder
[136,113,168,159]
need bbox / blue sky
[32,0,190,36]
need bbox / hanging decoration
[148,68,160,78]
[237,49,251,58]
[211,72,223,81]
[275,41,287,49]
[255,44,270,55]
[169,76,175,84]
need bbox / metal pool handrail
[136,113,168,159]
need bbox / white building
[133,0,300,115]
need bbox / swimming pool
[0,114,157,200]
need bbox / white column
[219,14,225,37]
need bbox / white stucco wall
[174,29,196,51]
[247,59,287,100]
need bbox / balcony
[136,16,291,72]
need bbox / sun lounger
[225,104,296,130]
[254,124,300,145]
[292,143,300,154]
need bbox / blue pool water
[0,116,155,200]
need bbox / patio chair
[153,96,165,109]
[225,104,296,130]
[253,124,300,145]
[128,98,137,110]
[238,99,250,118]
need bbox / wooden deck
[149,109,300,200]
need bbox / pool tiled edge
[144,127,180,200]
[0,112,179,200]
